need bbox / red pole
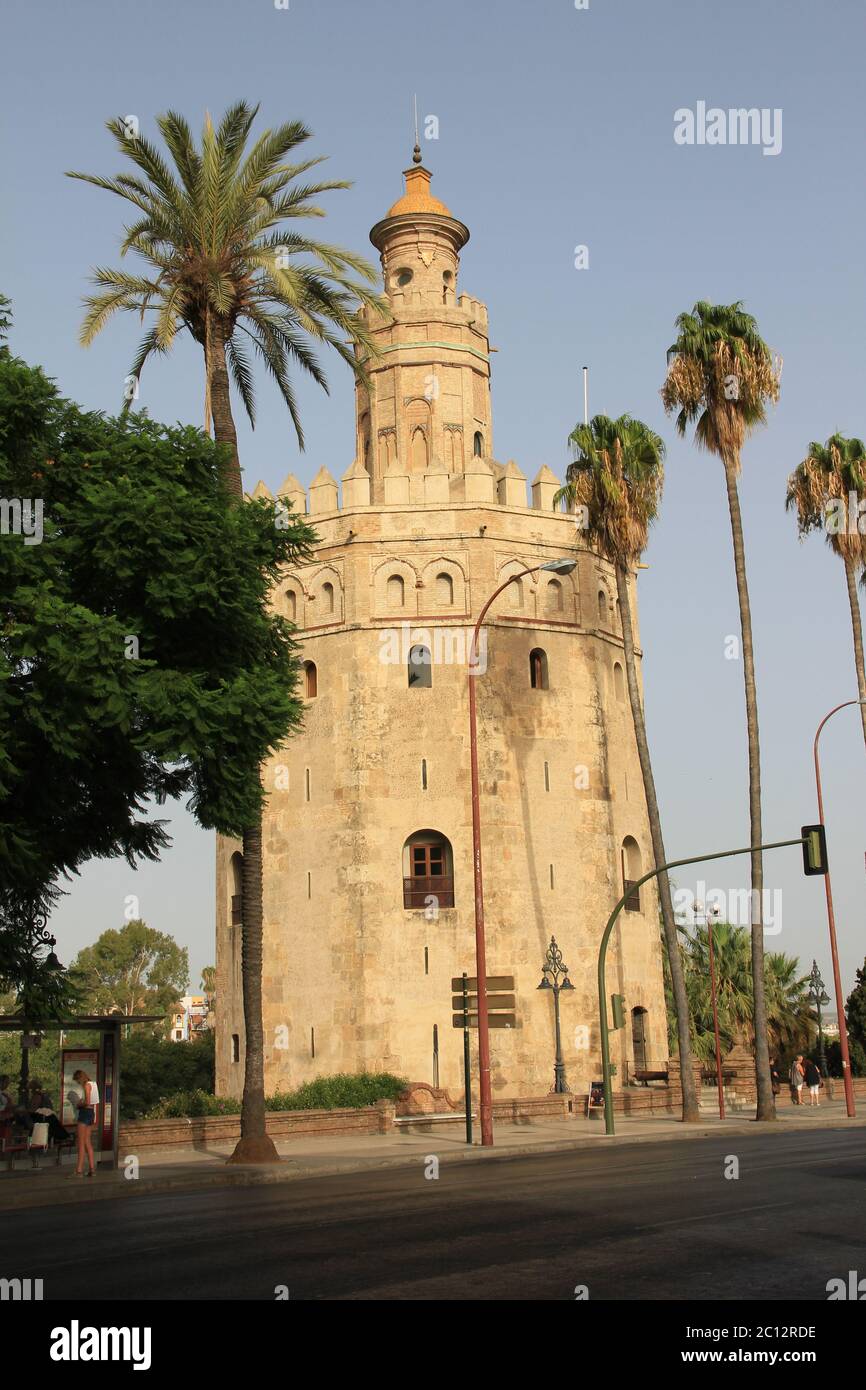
[467,565,546,1147]
[707,914,725,1120]
[813,699,865,1119]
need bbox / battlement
[247,459,576,516]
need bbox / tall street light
[808,959,831,1082]
[468,555,577,1146]
[537,935,575,1093]
[813,698,866,1118]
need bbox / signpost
[451,974,516,1144]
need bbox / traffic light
[611,993,626,1030]
[801,824,829,876]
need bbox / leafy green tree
[0,349,314,1002]
[556,414,700,1122]
[67,103,385,1162]
[118,1030,215,1119]
[844,958,866,1054]
[786,435,866,749]
[662,301,782,1120]
[69,920,188,1025]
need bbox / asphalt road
[6,1129,865,1300]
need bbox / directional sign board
[451,976,514,993]
[452,994,515,1012]
[451,1014,517,1029]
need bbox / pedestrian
[29,1079,69,1146]
[769,1058,781,1098]
[803,1057,822,1107]
[790,1054,805,1105]
[0,1075,13,1116]
[71,1068,99,1177]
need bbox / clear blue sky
[4,0,864,1011]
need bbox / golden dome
[386,161,453,219]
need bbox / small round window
[396,268,413,287]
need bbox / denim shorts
[77,1107,95,1126]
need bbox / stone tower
[215,152,668,1102]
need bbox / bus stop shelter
[0,1015,163,1170]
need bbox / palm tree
[786,434,866,749]
[556,413,701,1122]
[661,300,781,1121]
[67,103,386,1161]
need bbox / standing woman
[72,1068,99,1176]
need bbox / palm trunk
[722,458,774,1121]
[226,810,279,1162]
[615,564,700,1122]
[208,321,243,502]
[209,327,279,1163]
[843,555,866,749]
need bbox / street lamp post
[467,555,577,1146]
[537,936,575,1093]
[695,901,725,1120]
[813,699,866,1119]
[808,959,831,1081]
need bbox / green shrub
[144,1088,240,1119]
[139,1070,406,1120]
[265,1072,407,1111]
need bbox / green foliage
[0,347,315,908]
[139,1071,407,1120]
[143,1088,239,1119]
[69,920,188,1025]
[66,102,386,445]
[826,1037,866,1079]
[267,1071,407,1111]
[118,1030,215,1119]
[845,958,866,1053]
[662,921,813,1062]
[554,413,666,567]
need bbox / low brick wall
[118,1100,393,1150]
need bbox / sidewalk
[1,1098,861,1213]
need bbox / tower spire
[412,94,422,163]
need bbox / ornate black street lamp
[537,936,574,1093]
[808,959,831,1081]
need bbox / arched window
[598,589,608,623]
[321,582,334,615]
[412,426,429,471]
[304,661,317,699]
[613,662,625,703]
[529,648,549,690]
[545,578,564,613]
[285,588,297,622]
[435,572,454,606]
[403,830,454,909]
[473,431,484,457]
[229,852,243,926]
[387,574,405,609]
[408,644,432,688]
[632,1007,649,1075]
[622,836,642,911]
[508,577,523,609]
